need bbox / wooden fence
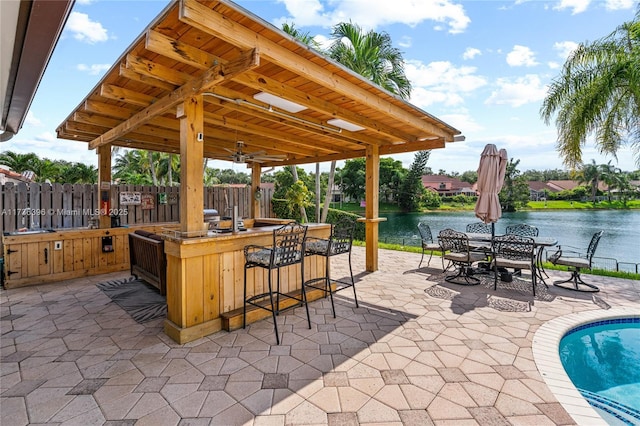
[1,182,274,234]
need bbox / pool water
[560,318,640,425]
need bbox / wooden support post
[365,145,380,271]
[97,145,111,229]
[251,163,261,218]
[177,94,204,234]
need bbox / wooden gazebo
[56,0,461,342]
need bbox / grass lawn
[527,200,640,209]
[335,200,640,214]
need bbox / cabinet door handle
[44,248,48,264]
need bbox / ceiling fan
[223,141,287,163]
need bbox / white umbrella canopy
[474,144,508,225]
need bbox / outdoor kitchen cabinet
[2,224,170,288]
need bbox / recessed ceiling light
[253,92,307,113]
[327,118,365,132]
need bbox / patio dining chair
[465,222,493,255]
[466,222,493,234]
[438,228,487,285]
[243,222,310,345]
[492,234,537,296]
[549,230,603,293]
[506,224,539,237]
[505,224,539,276]
[417,222,442,269]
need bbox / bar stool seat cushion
[246,248,302,268]
[306,239,351,256]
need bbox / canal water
[378,210,640,271]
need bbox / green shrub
[271,198,365,241]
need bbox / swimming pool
[532,308,640,426]
[560,317,640,425]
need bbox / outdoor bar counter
[161,219,331,343]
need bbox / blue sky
[5,0,640,174]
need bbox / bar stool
[243,222,310,345]
[303,217,357,318]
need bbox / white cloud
[462,47,481,60]
[76,0,93,4]
[66,12,108,44]
[506,45,538,67]
[405,60,487,108]
[485,74,548,107]
[605,0,635,10]
[554,0,591,14]
[439,112,483,132]
[25,111,41,127]
[312,34,332,51]
[277,0,471,34]
[548,61,561,69]
[398,36,412,49]
[77,63,111,75]
[553,40,579,59]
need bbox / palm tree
[540,7,640,169]
[282,21,412,220]
[328,22,412,99]
[281,22,320,50]
[326,22,412,218]
[599,160,621,201]
[0,151,41,174]
[578,160,603,203]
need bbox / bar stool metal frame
[303,217,357,318]
[243,222,310,345]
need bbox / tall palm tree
[328,22,412,99]
[282,21,412,220]
[578,160,603,203]
[327,22,412,219]
[540,7,640,169]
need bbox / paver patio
[1,246,638,425]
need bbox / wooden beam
[100,84,157,107]
[84,100,136,120]
[365,144,380,272]
[97,145,112,229]
[251,163,261,218]
[145,29,417,143]
[203,86,376,147]
[234,72,417,143]
[126,54,192,86]
[378,138,446,155]
[178,95,204,234]
[179,0,454,140]
[145,29,223,70]
[253,138,448,167]
[119,64,177,92]
[88,48,260,150]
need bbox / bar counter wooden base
[163,222,331,344]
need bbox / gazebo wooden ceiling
[56,0,461,167]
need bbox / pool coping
[532,307,639,426]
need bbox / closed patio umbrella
[474,144,508,236]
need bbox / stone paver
[1,246,638,425]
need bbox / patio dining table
[465,232,558,286]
